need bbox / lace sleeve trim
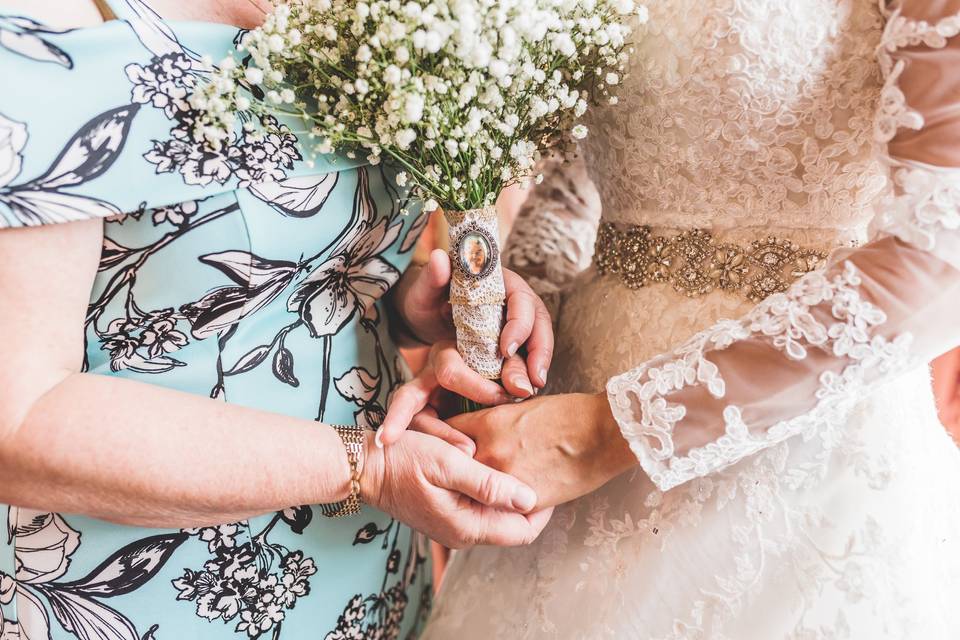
[607,262,915,490]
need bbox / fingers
[500,270,537,358]
[500,269,554,389]
[380,341,511,447]
[410,249,452,305]
[400,250,455,344]
[379,369,436,447]
[425,248,453,288]
[469,505,555,547]
[500,354,534,398]
[440,454,538,513]
[409,413,476,457]
[431,341,512,406]
[524,298,554,389]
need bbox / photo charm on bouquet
[190,0,645,407]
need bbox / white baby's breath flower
[244,67,264,85]
[403,94,424,123]
[395,128,417,148]
[572,124,589,139]
[384,64,402,85]
[267,34,285,52]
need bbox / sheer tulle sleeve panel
[606,1,960,492]
[502,154,601,313]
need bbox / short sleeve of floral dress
[0,2,432,639]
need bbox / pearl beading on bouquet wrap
[445,206,505,380]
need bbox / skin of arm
[0,219,358,527]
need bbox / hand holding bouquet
[192,0,642,396]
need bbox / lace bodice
[581,0,888,235]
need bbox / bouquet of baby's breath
[191,0,643,390]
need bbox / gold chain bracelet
[321,424,365,518]
[594,222,830,302]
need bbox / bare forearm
[0,372,352,528]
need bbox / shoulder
[0,5,134,229]
[0,5,231,230]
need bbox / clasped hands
[364,250,635,549]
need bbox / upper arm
[0,219,102,435]
[502,154,601,314]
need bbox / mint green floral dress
[0,2,432,639]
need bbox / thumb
[378,368,437,447]
[409,249,452,307]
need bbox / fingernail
[374,428,385,448]
[511,486,537,512]
[538,368,548,387]
[514,377,534,396]
[506,342,519,357]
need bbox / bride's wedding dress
[422,1,960,638]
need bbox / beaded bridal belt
[593,222,832,302]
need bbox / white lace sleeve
[607,1,960,492]
[502,153,601,314]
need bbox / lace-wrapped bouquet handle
[189,0,645,395]
[445,206,507,382]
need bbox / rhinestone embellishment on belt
[594,222,828,302]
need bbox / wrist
[359,430,385,508]
[321,425,366,517]
[591,391,636,476]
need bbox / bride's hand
[412,393,638,509]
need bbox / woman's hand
[390,251,554,384]
[360,428,553,548]
[380,250,555,445]
[412,393,637,509]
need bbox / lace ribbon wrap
[445,206,505,379]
